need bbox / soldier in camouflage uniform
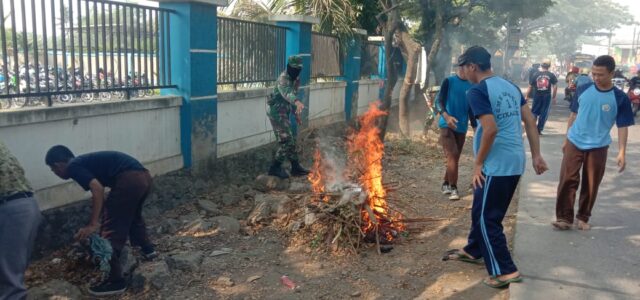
[0,141,41,299]
[267,55,310,179]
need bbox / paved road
[511,94,640,300]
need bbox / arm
[526,85,533,99]
[617,127,628,172]
[438,79,458,129]
[75,179,105,240]
[472,114,497,189]
[552,84,558,102]
[521,105,549,174]
[276,78,299,105]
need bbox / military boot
[290,160,310,176]
[268,160,289,179]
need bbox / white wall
[0,97,183,210]
[217,89,275,158]
[308,81,346,127]
[357,79,381,115]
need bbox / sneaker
[88,280,127,296]
[449,187,460,200]
[142,250,158,261]
[441,183,452,195]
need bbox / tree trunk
[421,0,444,93]
[397,32,422,137]
[378,22,399,141]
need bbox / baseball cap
[457,46,491,67]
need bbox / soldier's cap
[288,55,303,69]
[457,46,491,67]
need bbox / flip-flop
[551,220,571,230]
[483,276,523,288]
[442,249,483,265]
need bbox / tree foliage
[522,0,634,60]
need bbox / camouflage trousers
[268,101,299,163]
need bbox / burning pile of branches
[299,102,405,254]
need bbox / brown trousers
[102,170,153,282]
[440,128,466,186]
[556,141,608,223]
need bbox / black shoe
[268,161,290,179]
[290,160,310,176]
[88,280,127,296]
[142,250,158,261]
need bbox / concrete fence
[0,0,402,213]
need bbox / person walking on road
[0,141,42,300]
[45,146,157,296]
[266,55,310,179]
[436,65,476,200]
[552,55,635,231]
[441,46,548,288]
[574,68,593,89]
[527,59,558,135]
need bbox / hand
[532,155,549,175]
[472,163,486,189]
[294,100,304,115]
[74,223,99,241]
[617,153,626,173]
[445,115,458,130]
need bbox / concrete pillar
[270,15,319,135]
[341,29,367,121]
[157,0,227,172]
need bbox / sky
[610,0,640,44]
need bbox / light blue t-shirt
[467,76,527,176]
[568,83,634,150]
[437,75,473,133]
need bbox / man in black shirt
[45,146,156,296]
[526,59,558,134]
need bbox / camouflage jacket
[271,71,300,105]
[0,141,32,198]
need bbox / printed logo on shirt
[495,92,520,120]
[602,104,610,112]
[536,75,551,91]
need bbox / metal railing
[311,32,342,79]
[0,0,175,110]
[217,17,287,87]
[360,41,379,79]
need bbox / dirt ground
[26,105,519,300]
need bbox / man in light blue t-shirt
[441,46,548,289]
[436,66,476,200]
[553,55,634,231]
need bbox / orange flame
[347,101,404,242]
[308,148,329,202]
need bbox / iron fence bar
[116,6,122,86]
[42,0,50,103]
[109,3,115,88]
[21,0,31,93]
[85,0,92,89]
[136,7,141,89]
[31,0,40,93]
[69,1,76,92]
[101,1,107,88]
[149,10,154,87]
[158,10,163,85]
[93,1,99,87]
[10,0,19,95]
[155,10,159,86]
[60,0,68,92]
[143,9,148,88]
[77,0,83,91]
[129,6,134,83]
[0,1,9,94]
[50,0,58,91]
[166,12,171,85]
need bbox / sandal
[483,275,523,288]
[442,249,483,265]
[551,220,571,230]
